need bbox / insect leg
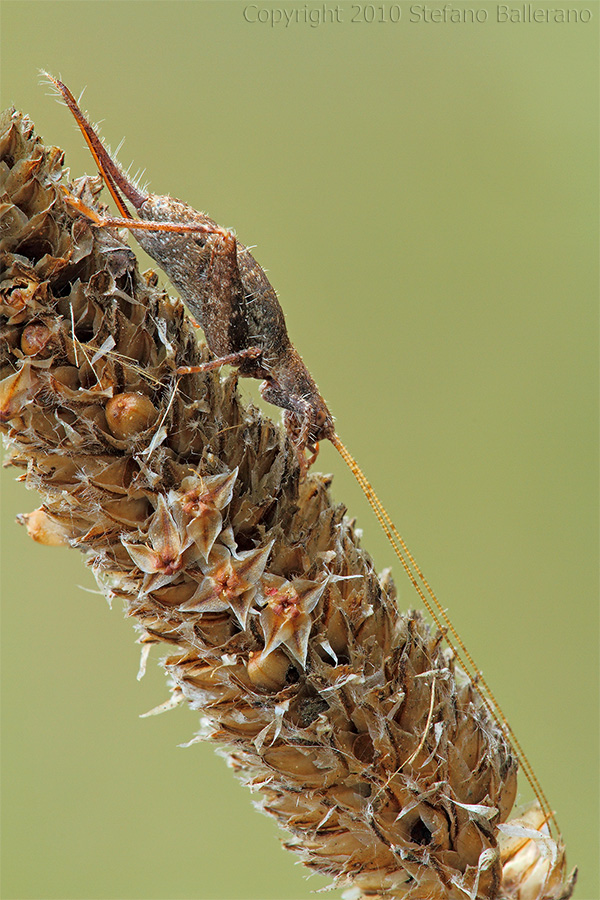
[62,191,230,239]
[176,347,262,375]
[65,191,264,377]
[259,385,317,472]
[45,73,146,216]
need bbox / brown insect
[45,73,559,838]
[46,75,334,474]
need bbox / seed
[105,392,158,439]
[247,648,290,691]
[21,323,52,356]
[18,508,70,546]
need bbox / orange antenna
[330,432,559,839]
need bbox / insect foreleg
[259,383,319,470]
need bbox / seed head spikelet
[0,107,576,899]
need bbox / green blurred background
[1,2,597,898]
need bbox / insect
[46,73,559,841]
[46,75,334,473]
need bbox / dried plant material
[105,391,158,438]
[0,108,576,900]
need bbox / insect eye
[315,409,327,427]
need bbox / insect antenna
[330,432,560,839]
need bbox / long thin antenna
[330,432,559,839]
